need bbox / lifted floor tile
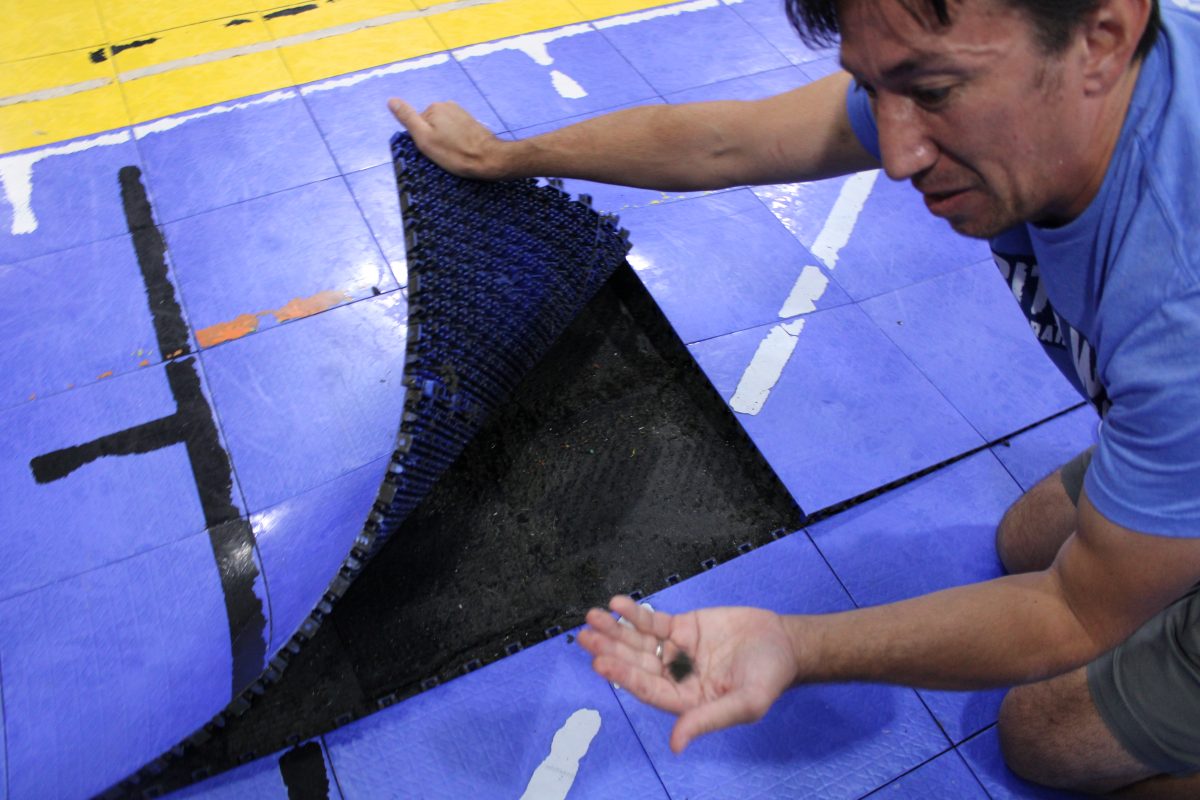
[991,405,1098,491]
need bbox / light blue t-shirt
[846,7,1200,538]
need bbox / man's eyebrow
[840,53,945,83]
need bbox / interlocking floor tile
[664,64,809,103]
[991,405,1098,492]
[0,131,141,264]
[169,739,344,799]
[253,457,388,654]
[163,177,393,344]
[0,529,260,800]
[199,292,407,513]
[324,634,667,799]
[753,174,990,301]
[136,90,339,223]
[344,164,409,286]
[726,0,836,65]
[864,751,988,798]
[616,533,949,798]
[621,190,850,343]
[689,304,985,512]
[959,728,1088,799]
[0,0,106,62]
[454,25,657,130]
[807,452,1023,742]
[594,1,789,95]
[300,54,504,175]
[859,261,1082,442]
[0,235,189,411]
[0,365,215,601]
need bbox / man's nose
[875,96,938,182]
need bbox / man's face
[839,0,1095,238]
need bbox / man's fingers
[609,595,673,641]
[669,690,769,754]
[387,97,429,133]
[584,606,658,653]
[577,627,665,675]
[592,654,690,715]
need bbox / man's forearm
[489,71,873,190]
[787,571,1105,691]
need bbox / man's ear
[1079,0,1152,94]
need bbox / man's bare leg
[995,467,1079,574]
[1000,669,1200,797]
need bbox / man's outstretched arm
[579,491,1200,753]
[389,70,877,190]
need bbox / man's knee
[995,470,1078,574]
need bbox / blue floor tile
[798,55,843,82]
[959,728,1089,799]
[753,174,991,301]
[859,261,1083,442]
[0,234,190,411]
[725,0,836,65]
[807,452,1023,742]
[0,530,245,800]
[136,91,339,223]
[454,25,657,130]
[595,2,789,95]
[664,65,809,104]
[253,457,387,654]
[0,131,140,264]
[169,739,343,799]
[621,190,850,343]
[163,177,393,340]
[689,304,985,512]
[617,534,949,799]
[344,163,408,287]
[864,751,988,798]
[0,365,214,601]
[199,292,407,513]
[324,635,666,799]
[300,55,504,175]
[991,406,1098,492]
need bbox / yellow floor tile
[96,0,264,42]
[266,0,446,84]
[426,0,584,49]
[0,0,108,62]
[0,49,129,154]
[113,16,295,123]
[568,0,682,21]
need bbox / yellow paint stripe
[0,0,697,155]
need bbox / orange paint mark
[97,370,114,380]
[28,393,36,401]
[195,290,353,349]
[139,359,151,367]
[167,349,185,359]
[196,313,259,348]
[273,290,352,323]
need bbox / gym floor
[1,0,1101,797]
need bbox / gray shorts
[1060,447,1200,774]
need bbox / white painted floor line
[550,70,588,99]
[453,25,593,65]
[132,90,297,137]
[519,709,602,800]
[809,170,879,269]
[300,53,451,95]
[729,171,878,416]
[594,0,720,29]
[0,131,133,235]
[729,319,805,415]
[778,264,830,318]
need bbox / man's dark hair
[786,0,1162,61]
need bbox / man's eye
[911,86,952,107]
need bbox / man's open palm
[577,596,799,753]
